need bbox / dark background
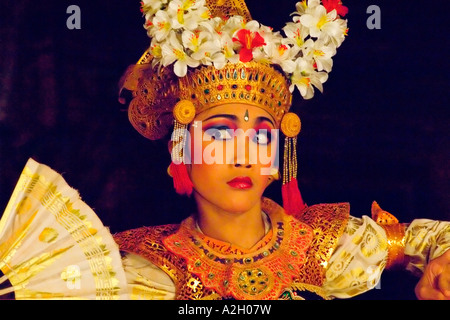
[0,0,448,299]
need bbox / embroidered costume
[113,198,450,300]
[1,160,448,300]
[0,0,449,300]
[108,0,448,300]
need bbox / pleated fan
[0,158,129,299]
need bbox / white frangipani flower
[141,0,169,18]
[299,2,346,48]
[217,32,240,65]
[199,16,225,34]
[299,3,336,38]
[161,31,199,77]
[294,0,308,16]
[222,16,246,36]
[182,30,209,53]
[168,0,208,30]
[149,10,173,41]
[283,22,309,49]
[292,0,322,23]
[243,20,261,32]
[264,39,297,73]
[302,38,335,72]
[258,25,282,50]
[182,30,222,66]
[326,18,348,48]
[149,38,163,60]
[290,57,328,99]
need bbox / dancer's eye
[205,126,233,141]
[253,129,271,145]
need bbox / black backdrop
[0,0,448,299]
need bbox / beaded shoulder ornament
[119,0,349,215]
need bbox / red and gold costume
[0,0,449,300]
[0,156,448,300]
[114,198,450,300]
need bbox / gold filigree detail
[237,268,269,295]
[119,61,293,141]
[115,199,350,300]
[288,281,332,300]
[205,0,252,21]
[359,224,387,258]
[173,100,196,125]
[295,202,350,286]
[163,198,313,300]
[380,223,406,269]
[179,62,291,126]
[114,225,217,300]
[280,112,301,137]
[370,201,406,269]
[120,64,179,140]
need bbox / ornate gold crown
[120,53,292,141]
[119,0,286,141]
[179,62,292,124]
[204,0,252,21]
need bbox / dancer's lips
[227,176,253,189]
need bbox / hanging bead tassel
[280,113,306,215]
[169,100,196,196]
[282,136,306,215]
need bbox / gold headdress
[119,0,348,214]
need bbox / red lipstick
[227,176,253,189]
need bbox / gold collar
[163,198,313,299]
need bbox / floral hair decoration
[142,0,348,99]
[120,0,348,215]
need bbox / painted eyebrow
[202,114,238,122]
[255,116,275,127]
[202,114,275,127]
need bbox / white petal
[299,14,315,28]
[173,60,188,77]
[245,20,260,31]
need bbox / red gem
[217,85,224,90]
[245,85,252,91]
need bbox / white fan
[0,158,129,299]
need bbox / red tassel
[282,178,306,216]
[169,162,193,196]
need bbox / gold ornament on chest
[165,209,314,300]
[237,268,269,295]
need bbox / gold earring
[280,112,306,215]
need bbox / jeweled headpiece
[119,0,348,214]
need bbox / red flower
[232,29,266,63]
[322,0,348,17]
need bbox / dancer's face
[186,103,279,213]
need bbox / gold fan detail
[0,159,129,299]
